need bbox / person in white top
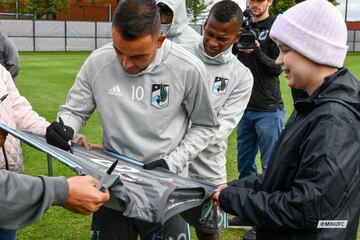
[183,1,253,239]
[156,0,201,44]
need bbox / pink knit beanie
[270,0,348,68]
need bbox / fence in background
[1,19,358,52]
[189,24,203,36]
[0,19,112,51]
[348,30,360,51]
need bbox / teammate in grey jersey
[45,0,219,239]
[183,1,253,239]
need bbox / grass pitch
[15,51,360,240]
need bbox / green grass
[14,52,360,239]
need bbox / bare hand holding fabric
[76,136,105,150]
[64,175,110,215]
[211,184,228,206]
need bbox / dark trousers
[91,206,189,240]
[0,229,16,240]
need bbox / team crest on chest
[213,77,229,95]
[151,84,170,108]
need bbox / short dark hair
[112,0,160,40]
[209,0,243,25]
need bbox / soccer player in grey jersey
[183,1,253,239]
[45,0,219,239]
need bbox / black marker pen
[97,160,119,192]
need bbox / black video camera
[237,9,258,49]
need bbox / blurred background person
[157,0,201,44]
[0,30,19,82]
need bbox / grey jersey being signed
[0,125,217,225]
[59,40,219,174]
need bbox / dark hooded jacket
[219,68,360,240]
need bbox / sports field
[15,52,360,239]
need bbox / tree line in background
[270,0,338,15]
[1,0,104,19]
[186,0,339,24]
[186,0,213,24]
[1,0,68,19]
[1,0,339,23]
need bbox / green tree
[21,0,69,19]
[186,0,213,24]
[271,0,338,15]
[2,0,16,12]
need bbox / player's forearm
[164,125,216,174]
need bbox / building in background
[0,0,117,22]
[346,21,360,51]
[57,0,117,22]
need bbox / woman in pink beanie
[212,0,360,239]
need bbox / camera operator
[230,0,285,239]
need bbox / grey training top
[185,41,254,185]
[59,39,219,174]
[0,171,68,229]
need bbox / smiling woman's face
[275,41,320,94]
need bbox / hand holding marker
[58,117,74,153]
[97,159,119,192]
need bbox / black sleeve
[251,42,281,76]
[219,114,359,230]
[227,173,264,190]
